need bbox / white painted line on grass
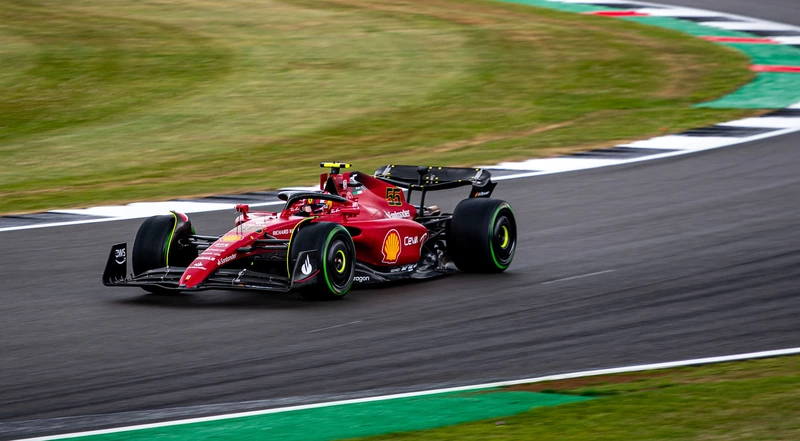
[17,347,800,441]
[718,117,800,129]
[306,321,363,333]
[619,135,742,150]
[495,157,621,172]
[542,269,615,285]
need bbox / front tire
[290,222,356,300]
[132,212,195,294]
[448,199,516,273]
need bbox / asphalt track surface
[2,0,800,439]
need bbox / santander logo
[217,254,236,266]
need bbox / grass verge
[350,355,800,440]
[0,0,757,214]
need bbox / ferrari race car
[103,163,517,300]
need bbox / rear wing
[374,165,497,200]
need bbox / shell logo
[382,229,401,264]
[221,234,242,242]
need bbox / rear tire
[290,222,355,300]
[132,212,196,294]
[448,199,516,273]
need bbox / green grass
[351,355,800,440]
[0,0,757,214]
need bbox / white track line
[542,269,615,284]
[17,347,800,441]
[0,201,284,233]
[701,22,798,31]
[490,125,800,178]
[306,321,362,333]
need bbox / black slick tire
[448,198,516,273]
[290,222,355,300]
[132,212,195,294]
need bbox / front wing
[102,243,320,292]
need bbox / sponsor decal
[385,188,402,206]
[195,256,215,261]
[403,235,425,246]
[301,256,313,275]
[474,190,491,197]
[384,209,410,219]
[114,248,126,265]
[191,265,208,271]
[354,276,370,283]
[272,229,290,236]
[217,254,236,266]
[221,234,242,242]
[381,229,401,264]
[390,264,417,273]
[241,223,266,233]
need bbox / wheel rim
[334,249,347,274]
[490,209,516,267]
[326,236,353,291]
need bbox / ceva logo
[382,229,401,264]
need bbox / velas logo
[382,229,401,264]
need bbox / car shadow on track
[114,291,314,310]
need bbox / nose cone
[180,233,249,288]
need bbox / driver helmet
[302,199,332,215]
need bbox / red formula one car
[103,163,517,299]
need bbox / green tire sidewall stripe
[489,203,515,269]
[163,212,179,267]
[322,225,353,295]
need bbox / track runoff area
[7,0,800,439]
[3,2,800,232]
